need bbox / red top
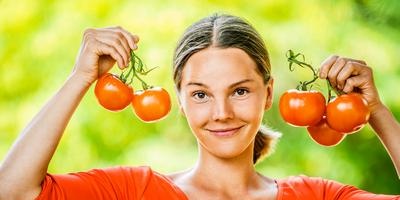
[36,166,399,200]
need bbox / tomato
[132,87,171,122]
[326,93,370,133]
[307,117,346,147]
[94,73,133,111]
[279,89,326,127]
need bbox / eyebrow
[186,79,254,89]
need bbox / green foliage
[1,0,399,194]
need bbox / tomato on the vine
[132,87,171,122]
[307,117,346,147]
[326,93,370,133]
[279,89,326,127]
[95,73,133,111]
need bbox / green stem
[326,79,332,103]
[286,50,318,91]
[120,63,134,83]
[119,50,153,90]
[133,69,150,90]
[326,79,343,102]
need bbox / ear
[176,90,186,117]
[264,78,274,111]
[179,104,186,116]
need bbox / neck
[190,142,263,194]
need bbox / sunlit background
[1,0,399,194]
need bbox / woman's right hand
[72,26,139,85]
[0,27,140,199]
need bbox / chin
[205,142,253,161]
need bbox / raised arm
[319,56,400,177]
[0,27,138,199]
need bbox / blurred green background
[1,0,399,194]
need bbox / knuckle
[337,76,345,83]
[337,57,346,63]
[347,61,356,69]
[112,37,121,46]
[109,46,118,54]
[327,72,336,80]
[365,66,372,73]
[346,78,353,84]
[83,28,97,39]
[83,37,97,51]
[109,35,122,46]
[358,59,367,65]
[330,54,339,60]
[115,31,124,39]
[83,28,94,35]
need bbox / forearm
[369,103,400,178]
[0,72,91,197]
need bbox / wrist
[68,71,96,89]
[369,102,390,124]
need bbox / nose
[212,97,234,121]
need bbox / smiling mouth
[206,126,244,137]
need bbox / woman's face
[178,47,273,159]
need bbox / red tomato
[307,117,346,147]
[132,87,171,122]
[279,89,326,127]
[94,73,133,111]
[326,93,370,133]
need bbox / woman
[0,14,399,199]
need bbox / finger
[107,26,140,50]
[347,58,366,65]
[327,57,347,88]
[96,33,130,68]
[95,39,125,69]
[115,27,140,50]
[319,55,339,78]
[342,76,365,94]
[336,61,363,90]
[102,29,132,56]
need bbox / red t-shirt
[36,166,399,200]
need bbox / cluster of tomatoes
[279,90,370,146]
[94,51,171,123]
[279,50,370,147]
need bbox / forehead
[181,47,262,85]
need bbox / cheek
[181,99,210,127]
[234,96,266,121]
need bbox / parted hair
[173,14,281,164]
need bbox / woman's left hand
[319,55,383,115]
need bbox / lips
[206,126,244,137]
